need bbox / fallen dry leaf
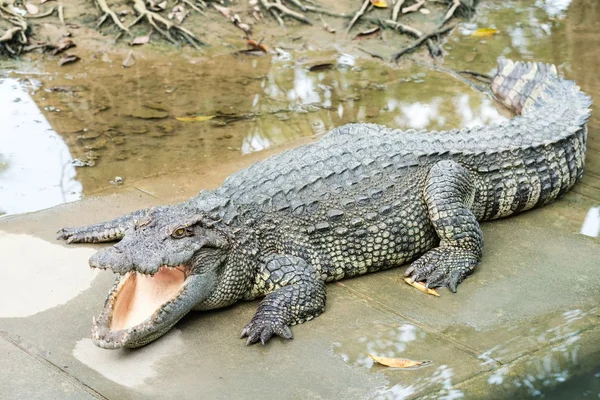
[419,8,430,14]
[369,354,432,369]
[175,115,215,122]
[354,26,380,39]
[25,3,39,14]
[471,28,499,37]
[130,33,151,46]
[403,277,440,296]
[122,51,135,68]
[57,54,80,66]
[247,39,268,53]
[370,0,388,8]
[51,38,75,55]
[214,4,232,19]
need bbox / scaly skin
[58,58,591,349]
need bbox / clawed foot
[404,247,478,293]
[56,227,80,243]
[240,313,293,345]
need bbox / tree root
[402,0,425,14]
[94,0,130,34]
[259,0,312,25]
[392,0,405,21]
[391,24,454,61]
[345,0,370,35]
[442,0,461,25]
[128,0,204,48]
[0,5,29,56]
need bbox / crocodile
[58,58,591,349]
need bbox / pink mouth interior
[110,266,188,331]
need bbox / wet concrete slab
[0,182,598,399]
[0,335,97,400]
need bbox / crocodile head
[88,205,237,349]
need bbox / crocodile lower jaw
[91,265,190,349]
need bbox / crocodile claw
[408,247,478,293]
[241,316,293,346]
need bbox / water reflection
[580,207,600,237]
[0,78,82,216]
[331,323,469,399]
[478,309,595,397]
[536,0,572,18]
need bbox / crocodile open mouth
[92,265,192,349]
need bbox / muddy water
[1,46,507,214]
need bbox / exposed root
[402,0,425,14]
[303,5,350,18]
[179,0,205,15]
[94,0,130,35]
[0,4,29,56]
[0,26,22,43]
[259,0,312,25]
[345,0,370,35]
[129,0,204,48]
[442,0,461,24]
[391,24,454,61]
[392,0,405,21]
[380,19,422,38]
[287,0,307,12]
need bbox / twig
[442,0,461,25]
[402,0,425,14]
[391,24,454,61]
[380,19,422,37]
[346,0,370,35]
[392,0,405,21]
[304,5,344,17]
[458,69,493,82]
[411,59,491,95]
[303,5,350,18]
[356,46,384,60]
[58,4,65,25]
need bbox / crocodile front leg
[242,254,326,345]
[405,160,483,292]
[57,208,149,243]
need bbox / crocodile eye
[173,228,186,238]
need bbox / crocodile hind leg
[405,160,483,292]
[57,208,149,243]
[242,254,326,345]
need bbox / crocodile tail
[491,57,564,115]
